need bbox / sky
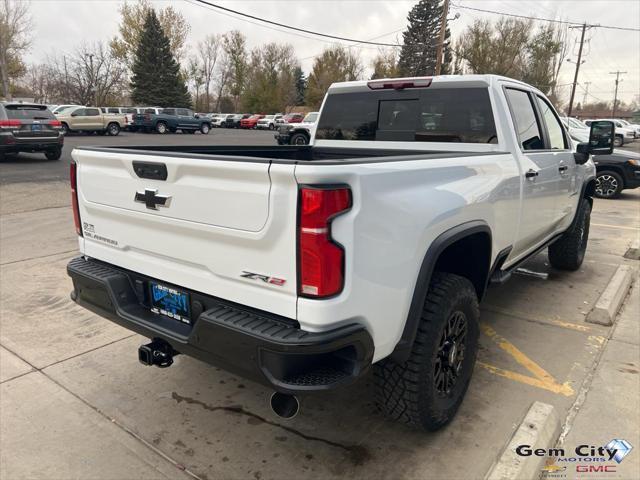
[24,0,640,106]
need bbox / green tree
[1,0,32,99]
[130,10,190,107]
[305,46,362,108]
[294,66,306,105]
[371,48,400,79]
[398,0,451,76]
[456,18,563,94]
[223,31,248,111]
[110,0,190,67]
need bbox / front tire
[290,133,309,145]
[107,123,120,136]
[374,272,479,431]
[200,123,210,134]
[155,122,168,134]
[548,198,591,271]
[595,170,623,199]
[45,147,62,160]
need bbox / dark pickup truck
[135,108,212,134]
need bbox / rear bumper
[1,133,63,152]
[67,257,374,393]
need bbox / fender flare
[390,220,492,362]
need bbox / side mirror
[574,120,615,164]
[194,114,200,118]
[71,113,77,117]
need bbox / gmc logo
[576,465,616,473]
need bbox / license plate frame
[149,282,191,324]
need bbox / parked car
[256,114,284,130]
[561,117,590,143]
[0,102,64,160]
[275,112,319,145]
[211,114,229,128]
[280,113,304,125]
[67,74,612,431]
[52,104,82,115]
[615,119,640,138]
[134,108,212,134]
[226,114,251,128]
[240,114,265,129]
[56,106,126,136]
[592,149,640,198]
[584,119,634,146]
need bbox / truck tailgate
[72,149,299,319]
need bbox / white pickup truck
[67,75,614,430]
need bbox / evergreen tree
[398,0,451,77]
[294,66,306,105]
[130,10,191,107]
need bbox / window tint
[4,105,55,120]
[177,109,190,116]
[86,108,100,116]
[106,108,120,114]
[537,96,567,149]
[72,108,85,116]
[316,87,497,143]
[162,108,176,115]
[505,89,544,150]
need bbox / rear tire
[200,123,210,134]
[374,272,479,431]
[61,123,70,135]
[548,198,591,271]
[45,147,62,160]
[595,170,623,199]
[613,135,623,147]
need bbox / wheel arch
[391,221,492,362]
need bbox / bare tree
[198,34,222,111]
[0,0,32,99]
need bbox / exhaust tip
[270,392,300,419]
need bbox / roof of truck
[328,74,540,94]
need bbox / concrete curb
[586,265,634,326]
[624,238,640,260]
[485,401,560,480]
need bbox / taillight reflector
[70,161,82,236]
[298,186,351,298]
[367,78,432,90]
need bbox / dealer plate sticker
[150,283,191,324]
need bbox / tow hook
[138,339,177,368]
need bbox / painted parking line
[482,305,592,333]
[478,323,575,396]
[591,223,640,231]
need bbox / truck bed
[76,144,501,164]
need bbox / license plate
[31,124,42,131]
[150,282,191,324]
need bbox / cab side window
[537,96,567,149]
[86,108,100,116]
[505,88,544,150]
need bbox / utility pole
[582,81,591,106]
[609,70,627,118]
[567,23,589,117]
[435,0,450,76]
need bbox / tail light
[367,77,432,90]
[0,119,21,128]
[70,161,82,236]
[48,120,62,127]
[298,186,351,298]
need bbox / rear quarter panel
[294,153,521,361]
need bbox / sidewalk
[560,277,640,479]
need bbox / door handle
[525,169,539,179]
[558,165,568,173]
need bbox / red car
[282,113,304,124]
[239,114,264,129]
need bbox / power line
[610,71,627,117]
[451,3,640,32]
[191,0,405,47]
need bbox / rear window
[4,105,55,120]
[316,87,497,143]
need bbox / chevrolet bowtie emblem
[134,188,172,210]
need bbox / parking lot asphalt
[1,131,639,480]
